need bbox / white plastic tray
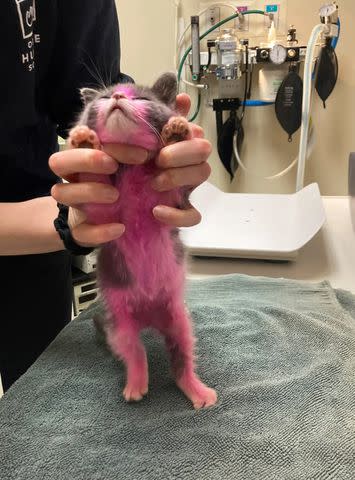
[180,182,326,261]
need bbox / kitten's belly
[99,164,185,300]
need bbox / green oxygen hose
[179,10,265,121]
[189,92,202,122]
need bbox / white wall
[116,0,176,85]
[116,0,355,194]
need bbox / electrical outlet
[235,6,250,32]
[206,6,220,30]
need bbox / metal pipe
[191,16,201,80]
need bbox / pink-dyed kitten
[68,73,217,409]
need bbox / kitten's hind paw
[191,386,217,410]
[68,125,101,150]
[177,376,218,410]
[162,117,192,145]
[123,383,148,402]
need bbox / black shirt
[0,0,130,202]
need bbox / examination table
[1,196,355,479]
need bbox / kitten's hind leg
[68,125,101,150]
[107,310,148,402]
[162,301,217,409]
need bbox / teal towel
[1,274,355,480]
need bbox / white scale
[180,182,325,261]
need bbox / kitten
[68,73,217,409]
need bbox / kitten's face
[80,73,178,151]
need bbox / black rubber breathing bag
[275,67,303,142]
[315,42,338,108]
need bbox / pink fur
[69,78,217,409]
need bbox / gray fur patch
[77,101,99,130]
[93,312,108,344]
[166,339,187,379]
[147,103,174,136]
[80,88,98,105]
[180,187,192,209]
[151,73,178,106]
[170,228,185,264]
[97,244,133,288]
[92,310,115,350]
[86,105,99,130]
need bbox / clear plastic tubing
[296,23,327,191]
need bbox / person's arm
[0,149,128,256]
[0,197,63,255]
[0,2,210,256]
[0,0,128,256]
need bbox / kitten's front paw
[162,117,192,145]
[68,125,101,149]
[123,383,148,402]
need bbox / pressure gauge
[319,3,338,23]
[270,44,287,65]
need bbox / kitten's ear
[80,88,98,105]
[152,72,177,106]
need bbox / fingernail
[104,188,119,201]
[108,224,125,237]
[102,155,118,170]
[153,205,170,216]
[132,149,148,164]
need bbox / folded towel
[1,274,355,480]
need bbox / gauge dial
[319,3,337,18]
[270,44,287,65]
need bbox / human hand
[149,93,212,227]
[49,145,147,246]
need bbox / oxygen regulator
[178,2,340,180]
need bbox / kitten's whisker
[137,115,164,146]
[126,103,164,146]
[81,61,107,91]
[80,51,108,91]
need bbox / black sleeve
[45,0,133,138]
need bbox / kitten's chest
[115,163,178,223]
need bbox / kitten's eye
[134,96,150,101]
[101,95,111,99]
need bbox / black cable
[241,44,249,120]
[215,110,223,136]
[207,46,212,68]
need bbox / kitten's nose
[112,92,127,100]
